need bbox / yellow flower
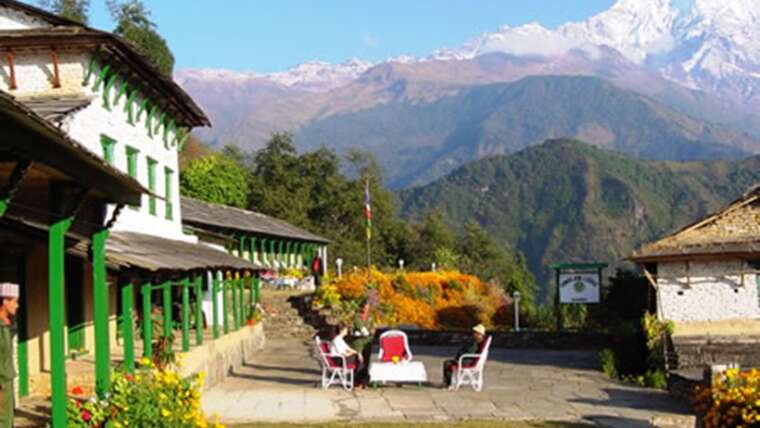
[161,408,171,417]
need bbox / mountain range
[398,139,760,295]
[176,0,760,176]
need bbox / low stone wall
[671,335,760,370]
[181,323,266,389]
[377,329,609,349]
[290,294,608,349]
[667,369,704,404]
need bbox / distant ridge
[296,75,757,188]
[399,139,760,294]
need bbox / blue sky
[89,1,616,73]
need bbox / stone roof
[0,26,210,127]
[631,185,760,261]
[0,89,144,205]
[181,197,329,244]
[21,96,92,123]
[0,0,83,27]
[104,231,259,273]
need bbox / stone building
[0,88,145,426]
[631,185,760,369]
[0,1,305,425]
[181,196,329,272]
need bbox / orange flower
[330,268,504,330]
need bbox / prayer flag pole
[364,178,372,275]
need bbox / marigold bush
[317,268,510,330]
[65,357,224,428]
[694,368,760,427]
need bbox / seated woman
[330,324,366,386]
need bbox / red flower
[71,386,84,395]
[81,410,91,421]
[124,373,133,382]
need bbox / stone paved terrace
[202,336,694,427]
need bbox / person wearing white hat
[442,324,487,390]
[0,282,19,427]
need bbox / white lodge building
[631,185,760,336]
[0,2,292,425]
[0,3,203,241]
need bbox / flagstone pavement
[202,336,694,427]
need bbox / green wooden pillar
[121,283,135,372]
[212,274,220,339]
[49,215,73,428]
[239,274,246,324]
[254,275,261,305]
[249,237,257,265]
[162,281,172,338]
[277,240,284,266]
[260,238,267,266]
[141,283,152,358]
[92,229,111,398]
[222,275,229,335]
[238,237,245,260]
[181,277,190,351]
[286,241,293,267]
[194,274,203,345]
[248,275,254,318]
[17,259,28,397]
[231,274,239,330]
[269,239,275,267]
[227,236,235,256]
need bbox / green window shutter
[165,167,174,220]
[100,135,116,165]
[126,146,140,210]
[147,158,157,216]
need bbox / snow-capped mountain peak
[265,58,374,92]
[178,0,760,101]
[559,0,679,63]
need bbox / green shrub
[643,369,668,389]
[599,348,618,379]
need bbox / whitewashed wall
[61,57,190,241]
[0,39,193,241]
[0,6,51,30]
[657,260,760,322]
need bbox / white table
[369,361,427,385]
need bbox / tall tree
[180,153,249,208]
[248,133,310,227]
[458,221,537,313]
[39,0,89,24]
[107,0,175,75]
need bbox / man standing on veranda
[0,282,19,427]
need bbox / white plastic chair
[314,337,355,391]
[453,336,492,391]
[377,329,413,362]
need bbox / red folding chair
[377,330,412,363]
[314,337,356,390]
[451,336,492,391]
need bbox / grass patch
[232,422,589,428]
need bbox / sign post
[549,263,607,331]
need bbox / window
[164,167,173,220]
[147,158,157,216]
[100,135,116,164]
[126,146,140,209]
